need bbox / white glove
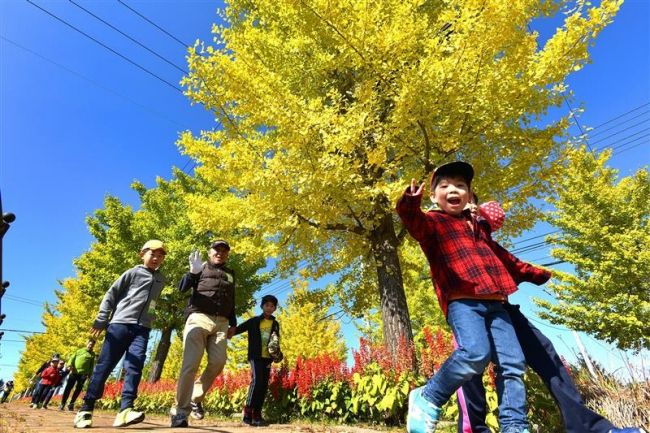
[189,250,203,274]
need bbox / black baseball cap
[430,161,474,189]
[210,240,230,251]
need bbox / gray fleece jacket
[92,265,165,330]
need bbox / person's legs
[423,300,492,406]
[34,385,52,406]
[487,303,528,433]
[192,316,228,404]
[243,359,258,424]
[248,359,272,410]
[457,372,491,433]
[31,382,44,405]
[60,373,79,408]
[119,325,150,411]
[251,359,272,425]
[81,324,133,411]
[505,304,616,433]
[172,313,210,417]
[42,385,58,407]
[69,375,88,408]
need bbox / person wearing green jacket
[59,339,95,411]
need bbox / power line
[608,134,649,152]
[0,35,188,130]
[591,123,650,147]
[25,0,182,92]
[587,109,649,139]
[564,98,591,151]
[540,259,565,267]
[0,329,44,335]
[116,0,189,49]
[613,139,648,155]
[3,295,42,307]
[9,4,200,173]
[527,315,573,332]
[590,102,649,130]
[68,0,188,74]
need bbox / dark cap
[430,161,474,189]
[210,240,230,251]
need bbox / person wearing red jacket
[41,360,68,409]
[30,359,61,409]
[457,195,647,433]
[397,161,550,433]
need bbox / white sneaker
[73,411,93,428]
[113,407,145,427]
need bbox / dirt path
[0,401,396,433]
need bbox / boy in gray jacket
[73,240,166,429]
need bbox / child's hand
[189,250,202,274]
[226,326,236,339]
[409,178,425,196]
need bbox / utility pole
[0,189,17,335]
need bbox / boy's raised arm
[395,179,435,243]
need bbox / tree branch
[300,0,366,62]
[294,211,364,234]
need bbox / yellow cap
[141,240,166,254]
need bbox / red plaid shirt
[396,191,550,315]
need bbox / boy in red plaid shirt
[396,161,550,433]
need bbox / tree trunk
[148,326,173,383]
[369,210,414,364]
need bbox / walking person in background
[235,294,283,426]
[73,240,166,429]
[28,353,60,400]
[169,240,237,428]
[0,380,14,403]
[59,339,96,411]
[41,360,68,409]
[30,358,61,409]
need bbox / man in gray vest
[170,240,236,428]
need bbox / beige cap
[141,239,167,254]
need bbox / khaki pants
[172,313,229,416]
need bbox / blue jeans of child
[81,323,150,412]
[456,303,615,433]
[423,299,528,433]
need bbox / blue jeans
[82,323,150,412]
[457,303,615,433]
[423,300,528,433]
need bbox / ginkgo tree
[178,0,621,356]
[538,147,650,351]
[275,279,347,366]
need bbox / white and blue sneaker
[609,429,648,433]
[406,386,441,433]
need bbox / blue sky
[0,0,648,383]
